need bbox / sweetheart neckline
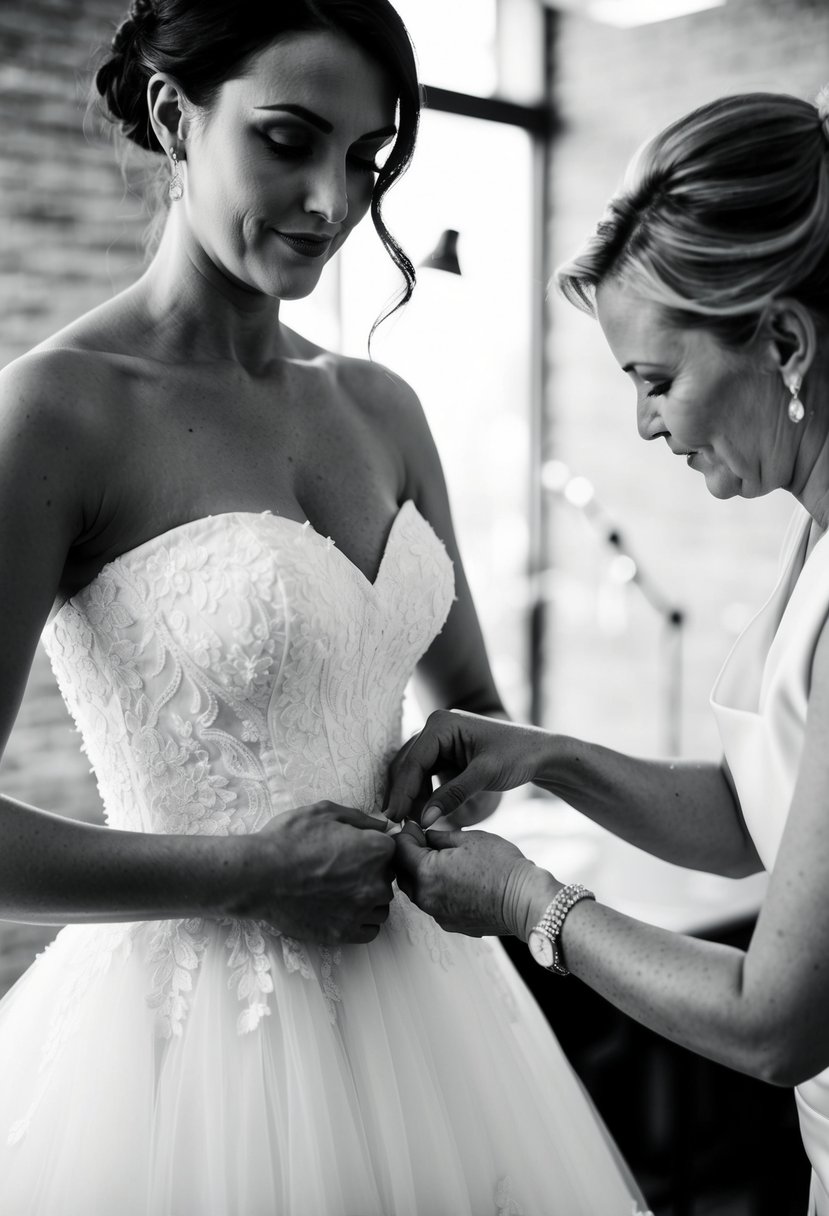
[51,499,425,624]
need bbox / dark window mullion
[420,84,556,137]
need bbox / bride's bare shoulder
[2,286,155,418]
[280,322,425,427]
[0,341,128,446]
[330,351,423,421]
[0,332,139,538]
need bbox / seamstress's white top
[710,503,829,1203]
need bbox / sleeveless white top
[710,504,829,1204]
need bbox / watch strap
[531,882,595,976]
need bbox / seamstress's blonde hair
[555,91,829,344]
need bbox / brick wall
[0,0,148,990]
[0,0,151,367]
[543,0,829,757]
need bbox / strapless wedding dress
[0,502,647,1215]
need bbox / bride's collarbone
[58,360,407,590]
[63,436,405,598]
[59,491,405,605]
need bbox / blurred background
[1,0,828,1210]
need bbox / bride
[0,2,648,1212]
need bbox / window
[392,0,499,97]
[283,5,551,717]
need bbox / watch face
[528,929,554,969]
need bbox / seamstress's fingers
[420,759,494,828]
[385,727,450,823]
[423,828,467,850]
[400,821,428,847]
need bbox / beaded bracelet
[533,882,595,976]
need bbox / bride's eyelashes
[261,136,380,173]
[646,381,672,398]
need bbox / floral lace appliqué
[146,917,209,1038]
[318,945,343,1023]
[388,889,456,972]
[39,507,455,1040]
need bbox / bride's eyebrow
[254,103,396,142]
[254,103,333,132]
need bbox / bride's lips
[273,230,333,259]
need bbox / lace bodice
[43,502,455,836]
[8,503,652,1216]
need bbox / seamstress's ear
[763,297,818,385]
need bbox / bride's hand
[235,801,396,946]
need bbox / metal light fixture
[421,229,462,275]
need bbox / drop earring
[168,146,184,202]
[787,375,805,424]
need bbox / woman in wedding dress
[386,89,829,1214]
[0,2,649,1213]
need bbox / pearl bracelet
[532,882,595,976]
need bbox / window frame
[419,11,556,723]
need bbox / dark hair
[94,0,420,329]
[555,92,829,347]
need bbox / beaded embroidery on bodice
[43,501,454,838]
[5,506,652,1216]
[31,503,455,1040]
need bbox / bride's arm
[0,792,394,940]
[0,353,255,924]
[0,796,255,925]
[377,370,506,721]
[375,369,508,826]
[0,355,395,937]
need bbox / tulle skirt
[0,892,648,1215]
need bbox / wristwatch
[527,883,595,975]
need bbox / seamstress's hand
[436,788,502,829]
[383,742,502,828]
[385,709,550,828]
[393,822,558,940]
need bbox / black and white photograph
[0,0,828,1212]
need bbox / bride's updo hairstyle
[94,0,420,314]
[556,92,829,347]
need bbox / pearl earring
[168,146,184,202]
[787,375,805,424]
